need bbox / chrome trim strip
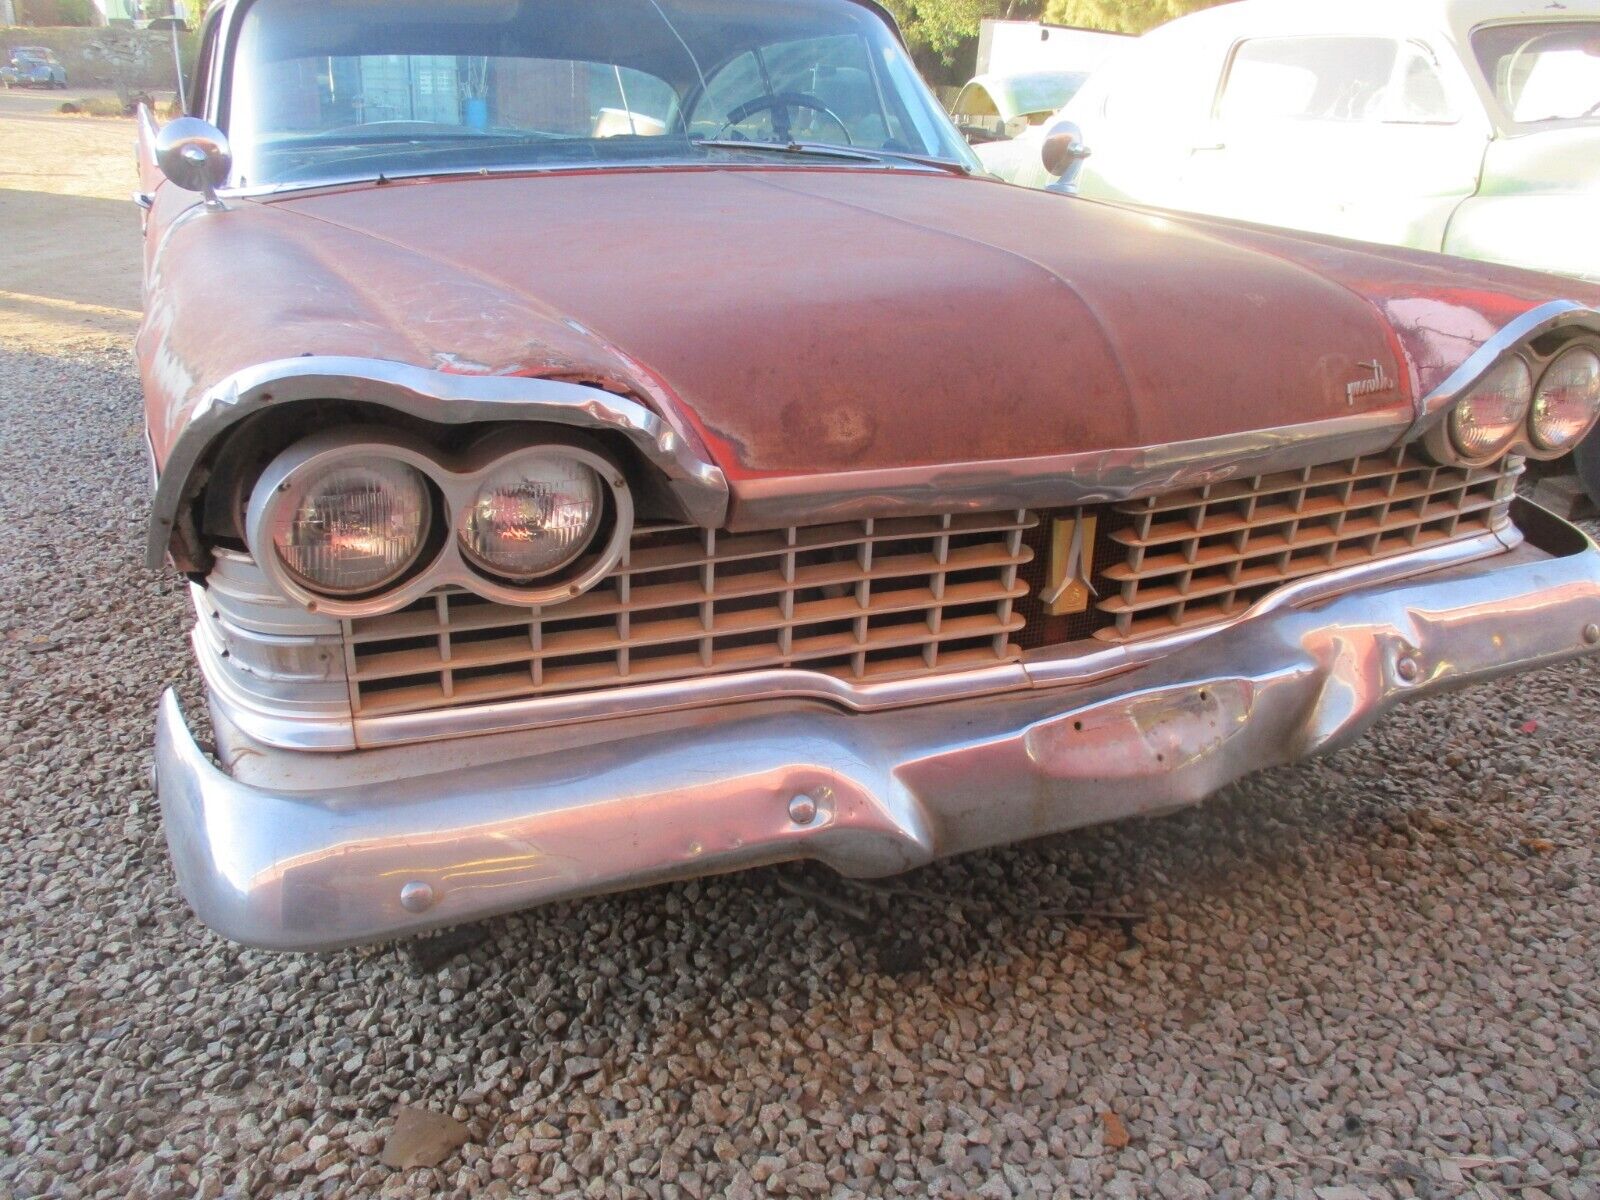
[1410,300,1600,436]
[198,524,1522,752]
[723,408,1408,530]
[156,510,1600,950]
[146,356,729,568]
[214,157,942,201]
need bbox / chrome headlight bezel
[245,428,633,618]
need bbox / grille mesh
[1091,447,1521,641]
[344,511,1035,716]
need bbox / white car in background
[1028,0,1600,493]
[1051,0,1598,277]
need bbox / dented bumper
[155,505,1600,951]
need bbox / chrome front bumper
[156,505,1600,951]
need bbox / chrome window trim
[196,523,1521,753]
[212,158,948,201]
[146,356,730,568]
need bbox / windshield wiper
[693,138,970,176]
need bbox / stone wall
[1,25,191,92]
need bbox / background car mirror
[155,117,233,210]
[1040,120,1091,192]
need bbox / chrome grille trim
[1094,448,1522,640]
[343,511,1037,718]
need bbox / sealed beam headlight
[273,457,432,596]
[1449,356,1531,460]
[458,451,605,581]
[1530,346,1600,453]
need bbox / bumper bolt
[788,793,818,825]
[1584,623,1600,646]
[399,881,436,913]
[1395,655,1420,683]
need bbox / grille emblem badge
[1042,510,1098,615]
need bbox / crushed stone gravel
[2,342,1598,1199]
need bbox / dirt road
[0,92,143,345]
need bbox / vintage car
[1,47,67,89]
[140,0,1600,951]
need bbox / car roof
[1155,0,1600,45]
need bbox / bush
[17,0,94,25]
[60,95,127,116]
[56,0,95,26]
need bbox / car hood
[142,167,1595,502]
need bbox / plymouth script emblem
[1346,359,1394,405]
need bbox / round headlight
[458,452,604,581]
[273,458,432,596]
[1449,356,1532,460]
[1530,346,1600,453]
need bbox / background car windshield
[1472,22,1600,124]
[227,0,974,186]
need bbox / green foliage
[55,0,93,25]
[880,0,1044,65]
[1041,0,1228,35]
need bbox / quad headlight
[246,430,631,616]
[272,457,432,596]
[457,452,605,582]
[1449,356,1532,460]
[1529,346,1600,453]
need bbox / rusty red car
[138,0,1600,950]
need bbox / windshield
[1472,21,1600,124]
[225,0,977,187]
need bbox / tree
[879,0,1045,66]
[1041,0,1228,35]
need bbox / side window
[1218,36,1457,124]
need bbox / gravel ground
[2,341,1599,1200]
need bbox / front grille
[1091,447,1521,641]
[336,448,1518,719]
[344,511,1035,716]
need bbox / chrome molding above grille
[341,511,1037,718]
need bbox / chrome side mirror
[155,117,232,209]
[1040,120,1091,194]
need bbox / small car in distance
[1,47,68,89]
[138,0,1600,951]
